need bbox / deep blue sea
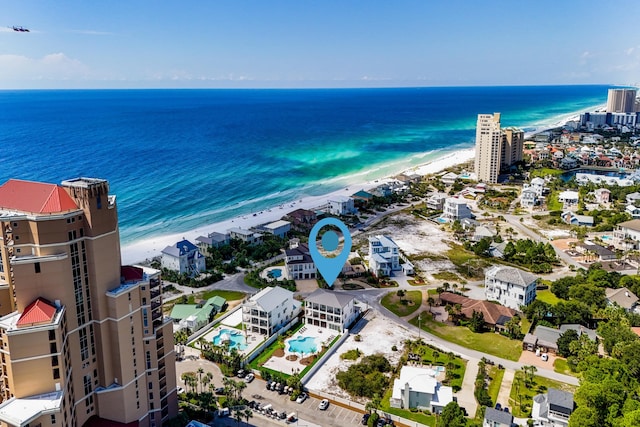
[0,86,608,245]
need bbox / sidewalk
[456,358,479,417]
[495,368,515,409]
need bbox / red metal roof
[121,266,144,282]
[17,298,57,326]
[0,179,78,214]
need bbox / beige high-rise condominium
[474,113,524,184]
[606,88,637,113]
[0,178,177,427]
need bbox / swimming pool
[601,235,611,241]
[212,328,248,351]
[287,336,318,354]
[268,268,282,278]
[436,217,448,224]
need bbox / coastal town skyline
[2,0,640,89]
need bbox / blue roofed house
[161,239,206,276]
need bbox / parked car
[361,413,370,425]
[319,399,330,410]
[237,369,246,378]
[176,386,185,394]
[244,373,255,383]
[495,403,502,410]
[265,380,272,390]
[541,353,549,362]
[214,387,225,395]
[296,392,308,404]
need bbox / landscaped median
[408,314,523,361]
[381,290,422,317]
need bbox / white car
[177,386,185,394]
[244,373,255,383]
[296,392,308,404]
[319,399,329,410]
[541,353,548,362]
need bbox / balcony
[151,301,161,311]
[150,289,161,299]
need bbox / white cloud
[0,52,89,84]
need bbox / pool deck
[200,323,264,356]
[260,266,289,281]
[262,324,340,375]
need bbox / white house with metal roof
[242,286,301,336]
[327,196,356,216]
[228,227,263,245]
[261,220,292,238]
[304,289,358,332]
[368,235,401,277]
[161,239,206,276]
[390,365,453,414]
[485,266,538,310]
[613,219,640,250]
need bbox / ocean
[0,86,608,246]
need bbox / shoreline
[120,147,476,264]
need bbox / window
[51,414,56,424]
[96,195,102,209]
[50,342,58,353]
[51,355,59,367]
[49,330,56,341]
[53,368,60,379]
[34,262,40,273]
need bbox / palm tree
[243,408,253,425]
[202,372,213,392]
[196,367,205,393]
[432,350,440,364]
[234,408,243,426]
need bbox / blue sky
[1,0,639,89]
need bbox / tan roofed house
[605,287,640,313]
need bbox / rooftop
[617,219,640,232]
[605,287,639,310]
[247,286,295,313]
[0,390,63,427]
[305,288,355,309]
[487,265,538,287]
[484,407,513,425]
[264,220,291,229]
[17,298,57,327]
[0,179,79,214]
[161,239,199,257]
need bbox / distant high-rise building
[0,178,177,427]
[606,88,637,113]
[475,113,502,184]
[474,113,524,183]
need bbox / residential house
[484,407,514,427]
[304,288,359,332]
[593,188,611,204]
[443,197,473,221]
[228,227,263,245]
[368,235,401,277]
[426,193,448,210]
[262,219,291,238]
[440,172,458,186]
[559,157,578,169]
[390,366,453,414]
[439,292,516,330]
[561,211,594,227]
[485,266,538,311]
[626,192,640,205]
[195,232,229,254]
[523,324,597,354]
[605,287,640,313]
[170,296,226,332]
[351,190,375,205]
[574,242,616,261]
[242,286,301,336]
[285,242,317,280]
[558,190,579,207]
[284,208,317,230]
[529,177,546,195]
[532,388,575,427]
[472,225,496,242]
[520,188,538,208]
[161,239,207,276]
[613,219,640,250]
[327,196,356,216]
[626,204,640,218]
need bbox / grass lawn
[546,191,564,211]
[381,290,422,317]
[536,289,561,305]
[508,371,577,418]
[409,316,523,361]
[446,243,491,279]
[380,388,436,426]
[553,358,577,376]
[487,366,505,406]
[432,271,461,281]
[520,317,532,335]
[530,168,564,178]
[410,344,467,391]
[186,289,246,305]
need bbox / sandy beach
[120,147,476,264]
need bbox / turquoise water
[436,218,448,223]
[0,86,609,247]
[287,336,318,354]
[268,268,282,278]
[212,328,247,351]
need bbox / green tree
[556,329,579,357]
[469,310,485,333]
[440,401,467,427]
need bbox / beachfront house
[304,288,358,332]
[195,232,229,254]
[532,388,575,427]
[390,365,453,414]
[284,208,318,231]
[485,265,537,311]
[440,171,458,186]
[327,196,356,216]
[368,235,401,277]
[228,227,263,245]
[261,219,291,238]
[242,286,301,336]
[161,239,206,276]
[442,197,473,221]
[284,241,317,280]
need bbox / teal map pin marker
[309,218,352,288]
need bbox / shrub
[391,345,398,351]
